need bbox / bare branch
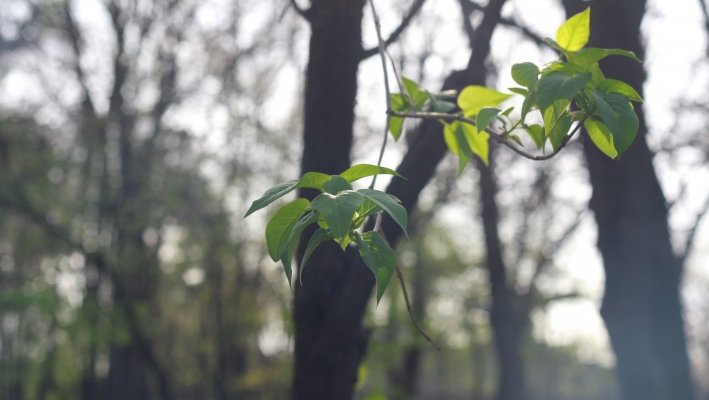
[679,192,709,266]
[63,0,97,117]
[361,0,428,60]
[389,109,584,161]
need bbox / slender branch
[389,109,584,161]
[361,0,428,60]
[367,0,394,189]
[698,0,709,55]
[679,191,709,266]
[395,265,439,349]
[290,0,312,21]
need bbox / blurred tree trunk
[478,148,529,400]
[292,1,368,398]
[562,1,694,399]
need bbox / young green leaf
[584,118,618,158]
[358,189,408,236]
[340,164,403,183]
[309,191,364,238]
[543,106,573,151]
[597,79,643,102]
[556,7,590,52]
[567,48,641,69]
[511,62,540,89]
[457,86,511,117]
[265,198,310,262]
[508,87,529,96]
[244,180,299,217]
[299,228,333,284]
[298,172,333,191]
[354,231,397,303]
[402,76,428,107]
[590,92,638,156]
[389,116,405,140]
[524,124,546,149]
[444,122,474,173]
[476,107,501,131]
[535,71,591,111]
[280,211,318,286]
[323,175,352,194]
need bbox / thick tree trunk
[478,148,529,400]
[563,2,694,399]
[292,1,368,398]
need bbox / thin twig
[368,0,393,189]
[460,0,547,48]
[679,191,709,266]
[361,0,428,60]
[389,109,585,161]
[395,265,440,349]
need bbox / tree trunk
[292,1,368,398]
[562,2,694,399]
[478,148,529,400]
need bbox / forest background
[1,0,709,399]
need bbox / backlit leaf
[265,198,310,262]
[457,86,511,117]
[556,7,590,52]
[340,164,403,183]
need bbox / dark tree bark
[292,1,369,399]
[562,1,694,399]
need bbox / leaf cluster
[388,7,642,170]
[245,164,408,302]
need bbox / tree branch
[361,0,428,60]
[679,192,709,266]
[389,109,584,161]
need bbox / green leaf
[358,189,408,236]
[511,62,540,89]
[265,198,310,262]
[402,76,428,107]
[508,87,529,96]
[299,228,333,284]
[591,92,638,156]
[543,105,572,151]
[556,7,590,52]
[309,191,364,238]
[340,164,403,183]
[476,107,501,131]
[443,122,474,173]
[389,116,405,140]
[298,172,333,190]
[244,180,299,217]
[464,123,490,166]
[567,48,642,69]
[584,118,617,158]
[535,71,591,111]
[597,79,643,102]
[457,86,511,117]
[323,175,352,194]
[355,231,397,303]
[428,93,456,113]
[524,124,546,149]
[280,211,317,286]
[354,198,381,228]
